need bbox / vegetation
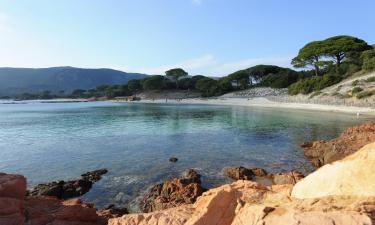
[356,89,375,99]
[365,76,375,82]
[289,35,372,95]
[6,35,373,100]
[352,87,363,94]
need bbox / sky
[0,0,374,76]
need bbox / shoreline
[121,97,375,116]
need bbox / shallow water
[0,101,372,211]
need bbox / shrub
[288,74,342,95]
[309,91,322,99]
[351,80,359,86]
[361,50,375,71]
[352,87,363,94]
[365,77,375,83]
[356,90,375,99]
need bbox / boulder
[110,180,375,225]
[0,173,26,225]
[292,142,375,199]
[28,169,108,199]
[223,166,254,180]
[272,171,304,185]
[97,204,129,219]
[302,122,375,167]
[140,169,206,213]
[223,166,302,185]
[25,197,106,225]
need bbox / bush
[288,74,342,95]
[361,50,375,71]
[352,87,363,94]
[365,77,375,83]
[356,90,375,99]
[351,80,359,86]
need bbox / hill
[0,67,147,96]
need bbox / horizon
[0,0,374,76]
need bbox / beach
[133,97,375,116]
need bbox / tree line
[12,35,375,100]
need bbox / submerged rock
[140,169,206,213]
[169,157,178,163]
[302,122,375,167]
[28,169,108,199]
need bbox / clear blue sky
[0,0,374,76]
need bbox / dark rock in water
[97,204,129,219]
[140,169,206,213]
[28,169,108,199]
[223,166,303,185]
[169,157,178,163]
[249,167,269,177]
[223,166,254,180]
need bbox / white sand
[128,97,375,116]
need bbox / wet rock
[169,157,178,163]
[303,122,375,167]
[249,167,269,177]
[28,169,108,200]
[140,169,206,213]
[223,166,254,180]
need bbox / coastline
[123,97,375,116]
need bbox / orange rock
[303,122,375,167]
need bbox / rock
[223,166,302,185]
[272,171,304,185]
[28,169,108,199]
[25,197,106,225]
[292,142,375,199]
[249,167,268,177]
[169,157,178,163]
[303,122,375,167]
[0,173,26,225]
[97,204,129,219]
[110,180,375,225]
[223,166,254,180]
[140,169,206,213]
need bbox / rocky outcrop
[302,122,375,167]
[140,169,206,213]
[26,197,106,225]
[0,173,26,225]
[109,180,375,225]
[28,169,108,199]
[223,166,304,185]
[293,142,375,199]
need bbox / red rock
[0,173,26,225]
[303,122,375,167]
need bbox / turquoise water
[0,101,372,211]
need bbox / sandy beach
[129,97,375,116]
